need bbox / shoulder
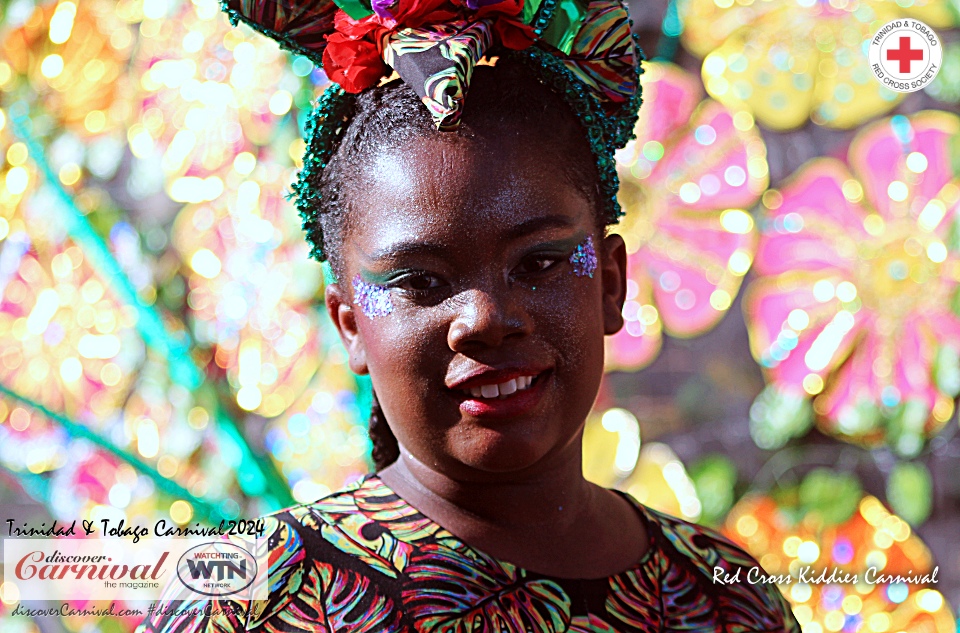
[635,502,801,633]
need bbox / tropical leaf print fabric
[137,476,800,633]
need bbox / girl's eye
[513,254,561,277]
[396,273,445,292]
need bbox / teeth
[463,375,537,399]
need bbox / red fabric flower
[493,18,535,50]
[322,0,534,93]
[333,11,385,38]
[322,13,389,92]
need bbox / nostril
[447,289,531,350]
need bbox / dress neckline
[359,473,660,582]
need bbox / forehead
[344,136,595,259]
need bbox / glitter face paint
[352,274,394,317]
[569,235,597,278]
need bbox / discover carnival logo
[869,19,942,93]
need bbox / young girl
[139,0,800,629]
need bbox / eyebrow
[361,214,578,263]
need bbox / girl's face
[327,131,627,478]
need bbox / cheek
[356,312,450,429]
[359,316,434,382]
[528,274,607,369]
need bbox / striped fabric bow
[221,0,640,130]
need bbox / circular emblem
[176,542,257,597]
[869,19,942,93]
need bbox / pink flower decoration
[608,62,768,370]
[745,111,960,455]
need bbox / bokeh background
[0,0,958,630]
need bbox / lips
[448,368,551,419]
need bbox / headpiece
[221,0,644,261]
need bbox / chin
[450,425,563,475]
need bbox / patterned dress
[138,475,800,632]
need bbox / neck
[377,439,596,534]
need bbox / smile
[452,370,550,419]
[461,375,537,400]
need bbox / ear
[325,283,369,375]
[600,233,627,335]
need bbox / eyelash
[511,252,565,280]
[392,272,446,296]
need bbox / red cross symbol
[886,36,924,74]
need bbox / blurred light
[58,163,81,186]
[268,90,293,116]
[237,386,262,411]
[905,152,927,173]
[600,408,641,475]
[26,289,60,334]
[292,479,331,503]
[915,589,943,612]
[720,209,754,234]
[59,357,82,382]
[802,373,824,395]
[41,54,65,78]
[926,241,947,263]
[84,110,106,133]
[787,309,810,330]
[78,334,121,359]
[736,514,758,537]
[187,407,209,430]
[797,540,820,563]
[169,500,193,524]
[137,419,160,458]
[886,583,908,604]
[0,581,20,605]
[727,249,752,275]
[804,310,855,371]
[917,201,946,232]
[7,142,28,166]
[710,289,731,310]
[48,2,77,44]
[190,248,221,279]
[234,152,256,175]
[887,181,908,202]
[6,166,29,195]
[169,176,224,203]
[679,182,701,203]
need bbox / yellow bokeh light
[727,249,752,275]
[58,163,81,186]
[6,142,28,166]
[170,500,194,524]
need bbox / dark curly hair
[308,56,619,470]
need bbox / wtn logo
[185,560,248,581]
[177,542,258,597]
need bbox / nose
[447,285,532,352]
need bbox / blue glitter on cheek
[352,274,394,317]
[569,235,598,278]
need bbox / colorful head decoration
[220,0,644,261]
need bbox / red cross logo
[886,36,924,74]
